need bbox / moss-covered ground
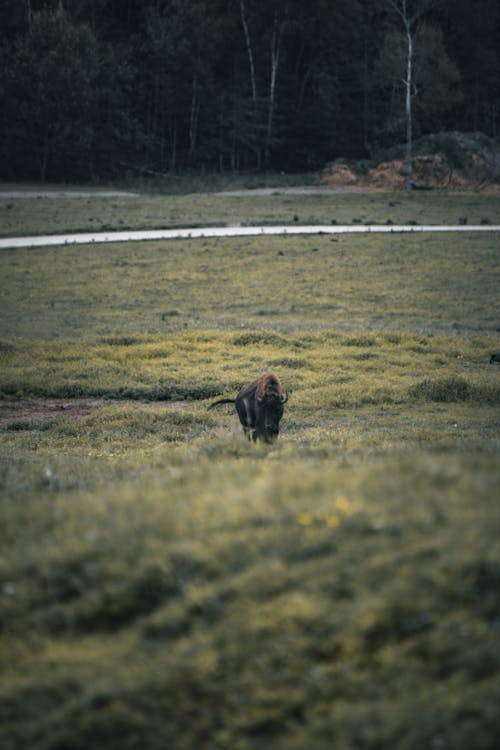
[1,188,499,749]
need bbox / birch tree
[265,12,285,165]
[239,0,257,105]
[376,0,461,188]
[386,0,431,190]
[238,0,286,167]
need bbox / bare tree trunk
[169,125,177,171]
[40,131,50,182]
[240,0,262,168]
[388,0,433,190]
[388,0,415,191]
[189,75,200,160]
[265,14,282,166]
[404,12,413,190]
[240,0,257,104]
[362,40,370,153]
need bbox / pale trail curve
[1,223,500,249]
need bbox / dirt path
[0,397,192,426]
[0,185,349,199]
[1,222,500,250]
[0,188,139,199]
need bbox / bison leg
[236,396,257,441]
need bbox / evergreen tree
[0,0,498,180]
[1,7,101,180]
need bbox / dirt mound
[322,131,500,191]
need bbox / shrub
[409,376,500,403]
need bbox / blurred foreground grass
[1,190,500,749]
[1,392,499,750]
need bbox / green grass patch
[0,330,498,407]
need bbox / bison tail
[208,398,236,409]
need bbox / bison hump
[256,373,283,399]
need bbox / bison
[209,373,288,443]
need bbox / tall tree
[265,10,285,165]
[375,0,460,188]
[233,0,289,168]
[1,0,498,180]
[135,0,221,171]
[1,6,101,180]
[239,0,257,105]
[438,0,500,137]
[385,0,430,190]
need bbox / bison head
[255,391,288,443]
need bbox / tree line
[1,0,499,182]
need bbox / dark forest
[1,0,499,182]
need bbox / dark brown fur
[209,373,288,442]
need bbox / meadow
[1,186,500,750]
[2,184,500,237]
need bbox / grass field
[1,185,500,237]
[1,187,500,750]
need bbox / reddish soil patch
[0,398,191,426]
[322,131,500,193]
[322,153,500,192]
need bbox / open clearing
[1,187,499,750]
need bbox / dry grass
[1,187,499,237]
[1,232,499,340]
[0,188,499,750]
